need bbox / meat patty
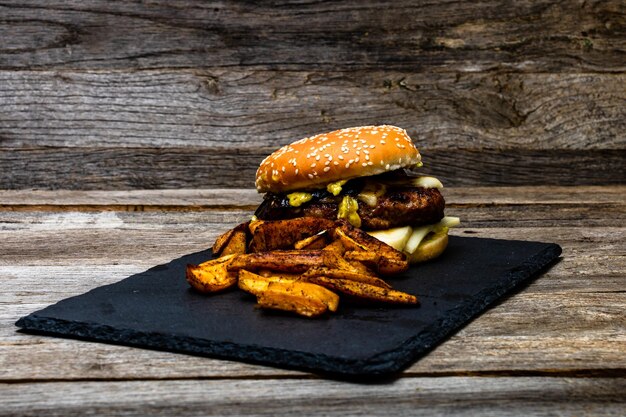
[255,187,445,230]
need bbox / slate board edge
[361,242,563,375]
[14,241,562,379]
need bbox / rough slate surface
[16,236,561,378]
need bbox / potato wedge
[334,228,369,252]
[321,248,360,273]
[257,291,328,318]
[307,276,418,305]
[302,267,391,289]
[346,260,377,276]
[249,217,336,252]
[336,222,409,275]
[212,222,250,256]
[322,239,346,255]
[294,230,329,250]
[258,269,302,280]
[212,228,236,256]
[344,250,381,264]
[229,250,324,273]
[221,230,247,256]
[187,254,238,293]
[248,219,265,234]
[238,270,339,312]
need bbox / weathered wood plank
[4,147,625,189]
[0,378,624,416]
[1,186,625,208]
[2,70,623,188]
[2,71,623,149]
[0,0,623,72]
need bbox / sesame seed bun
[255,125,422,193]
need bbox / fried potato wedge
[238,270,339,313]
[321,248,360,273]
[221,230,247,256]
[336,223,409,275]
[257,292,328,318]
[344,250,381,264]
[229,250,324,273]
[346,260,377,276]
[187,254,238,293]
[307,276,418,305]
[212,229,236,256]
[294,230,329,250]
[212,222,250,256]
[322,239,346,255]
[248,217,336,252]
[334,228,368,252]
[302,267,391,289]
[258,269,302,280]
[248,219,265,234]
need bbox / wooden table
[1,187,624,415]
[1,0,625,414]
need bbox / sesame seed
[380,140,386,144]
[295,169,299,175]
[308,174,314,179]
[324,167,331,172]
[281,167,285,172]
[325,161,330,166]
[333,161,339,165]
[338,155,344,160]
[355,157,360,163]
[385,164,390,169]
[362,162,368,167]
[368,161,373,166]
[315,155,320,161]
[365,154,370,160]
[345,163,350,168]
[370,145,376,149]
[363,149,369,154]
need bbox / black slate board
[16,236,561,378]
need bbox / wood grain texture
[1,70,624,188]
[1,378,624,417]
[0,0,623,72]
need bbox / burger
[254,125,459,263]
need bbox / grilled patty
[255,187,445,230]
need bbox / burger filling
[254,169,446,231]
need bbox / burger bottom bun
[407,229,449,264]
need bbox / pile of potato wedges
[186,217,419,318]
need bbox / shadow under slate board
[16,236,561,379]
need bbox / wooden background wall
[1,0,624,189]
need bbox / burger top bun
[256,125,422,193]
